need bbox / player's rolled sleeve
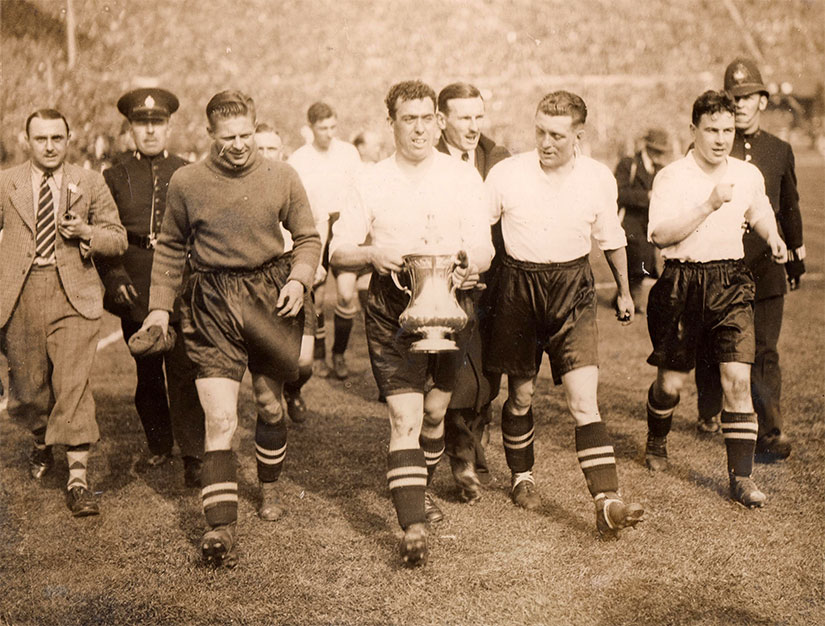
[592,172,627,251]
[647,168,681,242]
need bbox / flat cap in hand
[128,325,177,357]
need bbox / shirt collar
[444,140,474,165]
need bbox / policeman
[99,88,204,486]
[695,59,806,461]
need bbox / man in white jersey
[642,90,786,508]
[330,80,493,567]
[484,90,644,541]
[289,102,363,381]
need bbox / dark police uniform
[695,59,805,457]
[99,88,204,478]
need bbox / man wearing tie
[0,109,127,516]
[435,82,510,504]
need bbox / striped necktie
[36,172,56,260]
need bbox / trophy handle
[391,270,411,295]
[450,250,470,294]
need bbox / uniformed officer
[695,59,806,462]
[99,88,204,486]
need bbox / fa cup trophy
[391,250,469,353]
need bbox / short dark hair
[206,90,256,129]
[254,122,280,137]
[307,102,335,125]
[25,109,69,136]
[437,82,482,114]
[536,91,587,125]
[692,90,736,125]
[385,80,436,120]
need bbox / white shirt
[486,150,627,263]
[444,140,476,168]
[288,138,362,223]
[648,152,774,262]
[329,151,493,268]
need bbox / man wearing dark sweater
[141,90,321,569]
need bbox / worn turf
[0,163,822,625]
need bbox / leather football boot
[202,523,238,569]
[29,445,53,480]
[645,435,669,471]
[259,481,287,521]
[595,492,644,540]
[729,474,767,508]
[423,491,444,524]
[399,522,428,567]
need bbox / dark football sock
[201,450,237,528]
[387,448,427,529]
[721,411,758,477]
[419,434,445,485]
[255,412,287,482]
[501,402,534,473]
[575,421,619,497]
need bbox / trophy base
[409,328,459,353]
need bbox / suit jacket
[615,152,659,221]
[436,133,511,411]
[732,130,803,300]
[436,133,510,181]
[100,151,188,321]
[0,161,127,327]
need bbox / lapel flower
[68,183,80,195]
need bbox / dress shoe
[331,353,349,380]
[183,456,202,488]
[285,392,308,424]
[424,491,444,523]
[595,492,644,541]
[696,414,721,435]
[66,486,100,517]
[755,433,792,463]
[29,445,53,480]
[146,452,172,467]
[202,523,238,569]
[314,359,332,378]
[399,522,428,567]
[450,457,482,504]
[511,476,541,510]
[259,481,286,521]
[729,474,766,508]
[645,435,669,471]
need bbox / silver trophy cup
[391,253,468,353]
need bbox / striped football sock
[647,383,677,438]
[255,412,287,483]
[201,450,237,528]
[721,411,758,477]
[66,444,90,490]
[419,434,445,485]
[387,448,427,529]
[501,402,534,473]
[575,420,619,497]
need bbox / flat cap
[724,58,768,98]
[117,88,179,121]
[643,128,670,153]
[128,324,177,357]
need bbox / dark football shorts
[364,273,473,397]
[180,256,304,382]
[646,259,755,372]
[484,254,598,385]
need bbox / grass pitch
[0,162,823,625]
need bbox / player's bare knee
[721,375,751,403]
[206,410,237,440]
[258,405,284,424]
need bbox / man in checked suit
[0,109,127,516]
